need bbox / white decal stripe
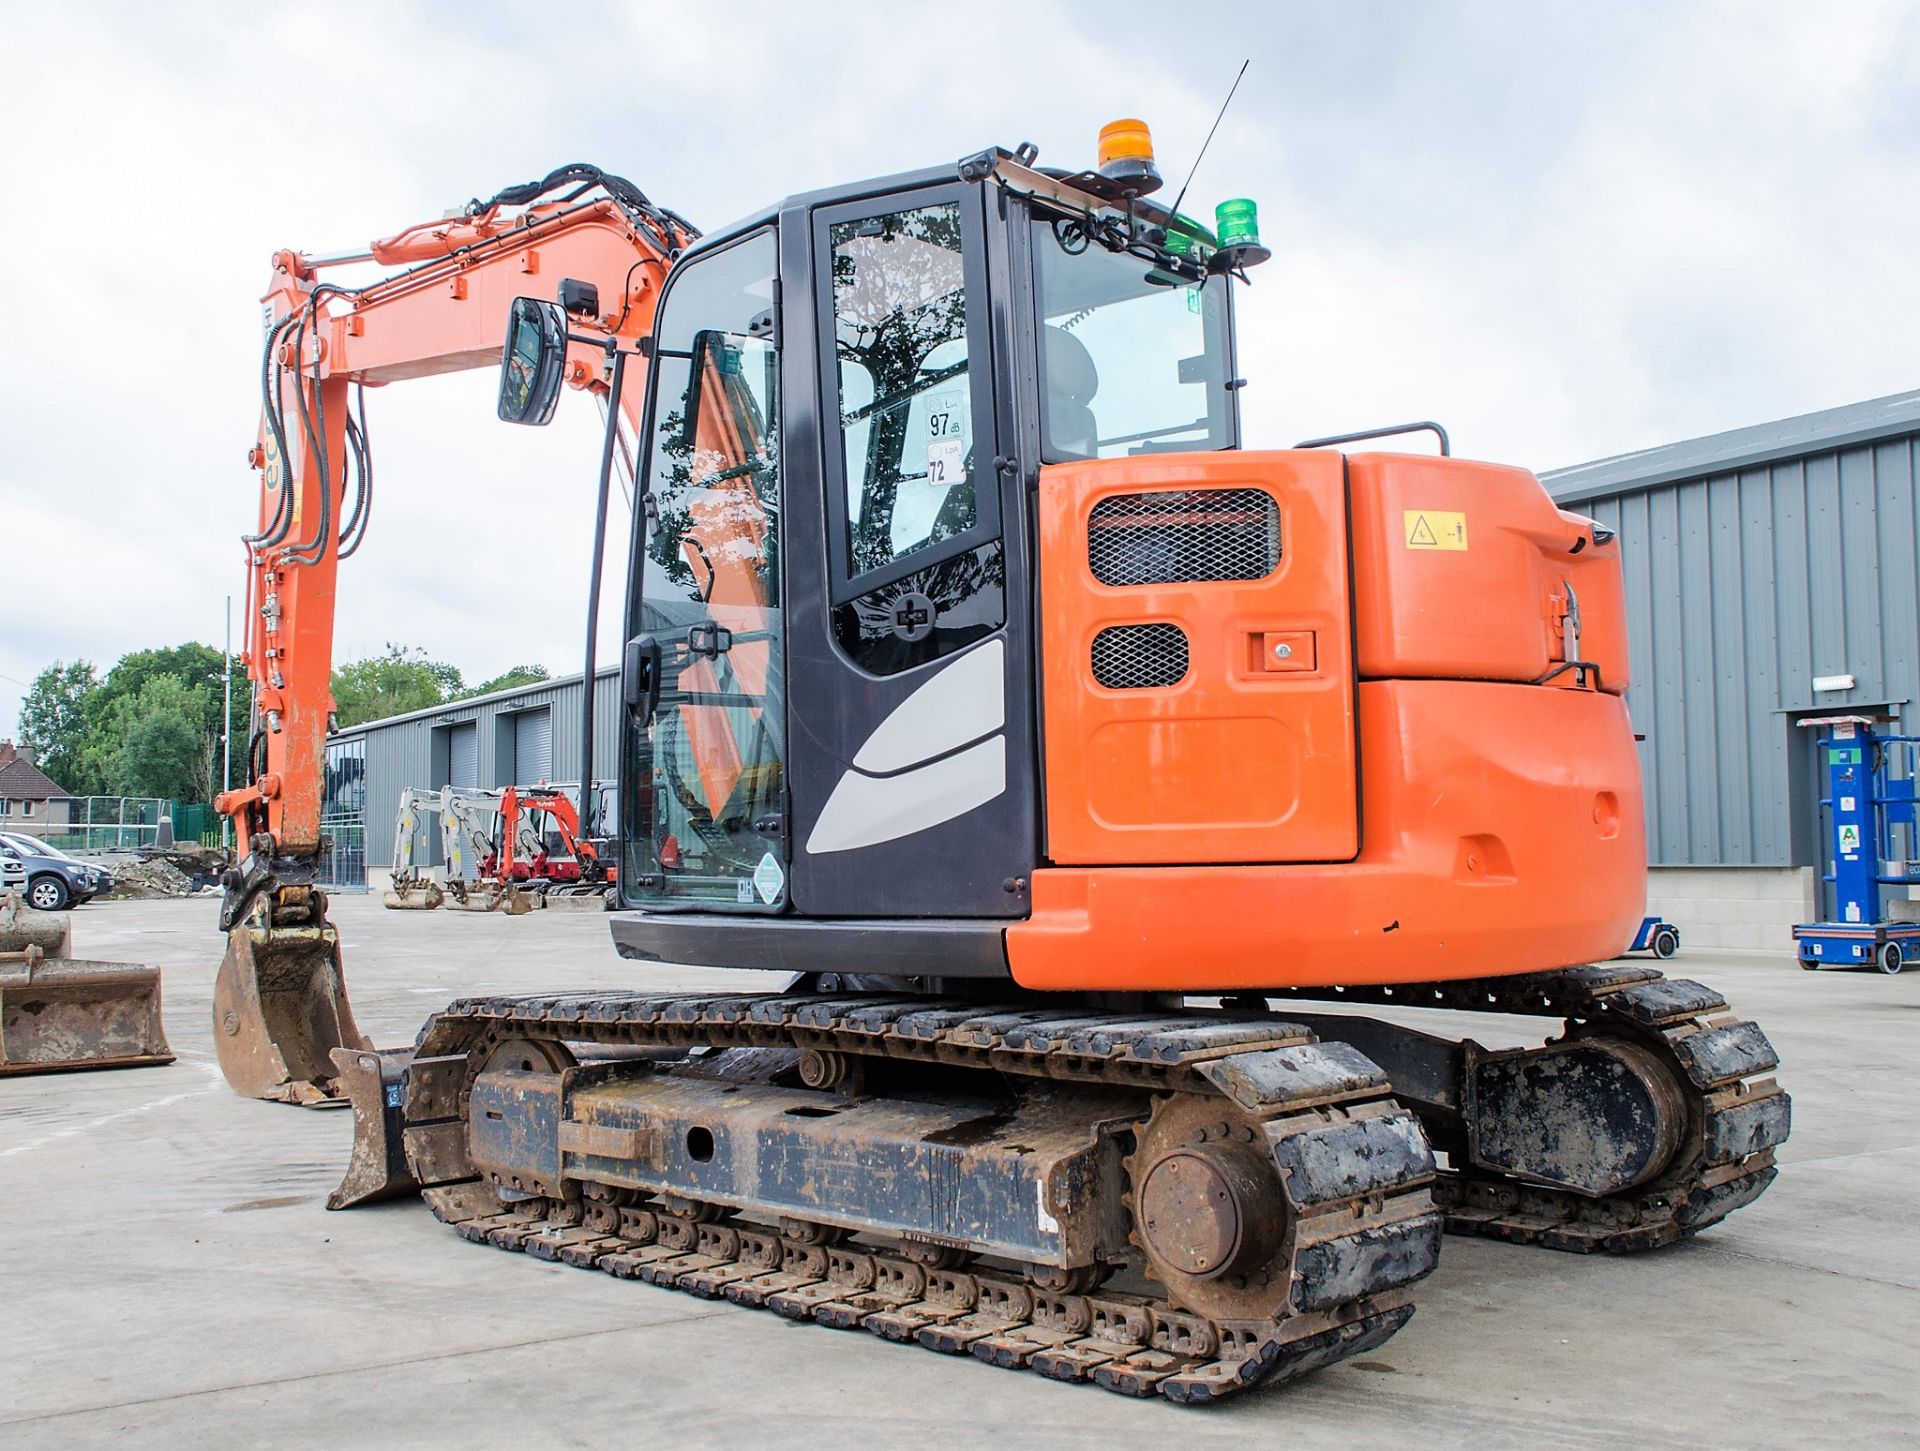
[805,736,1007,855]
[852,640,1005,774]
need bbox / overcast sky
[4,2,1918,740]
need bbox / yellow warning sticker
[1404,509,1468,551]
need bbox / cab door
[782,182,1040,917]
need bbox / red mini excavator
[486,786,615,899]
[218,128,1787,1404]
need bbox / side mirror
[497,296,568,426]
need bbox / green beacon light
[1212,197,1271,270]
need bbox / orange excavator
[487,785,615,901]
[219,131,1787,1403]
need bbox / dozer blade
[213,919,370,1106]
[326,1045,421,1208]
[0,950,175,1075]
[382,880,444,911]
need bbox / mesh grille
[1091,624,1190,690]
[1087,488,1280,586]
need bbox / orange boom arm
[211,167,691,1104]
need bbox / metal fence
[317,815,368,892]
[29,797,226,852]
[169,802,218,847]
[35,797,169,852]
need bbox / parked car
[0,847,24,896]
[0,833,112,912]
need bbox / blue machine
[1792,716,1920,975]
[1627,916,1681,959]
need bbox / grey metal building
[325,667,621,869]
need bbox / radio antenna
[1166,59,1250,226]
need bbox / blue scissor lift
[1791,715,1920,975]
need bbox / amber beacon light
[1097,118,1163,194]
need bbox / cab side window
[830,201,977,577]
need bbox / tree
[105,676,209,801]
[464,665,551,698]
[17,660,97,793]
[74,643,238,803]
[331,644,465,727]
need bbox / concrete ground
[2,895,1915,1450]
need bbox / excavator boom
[213,166,689,1103]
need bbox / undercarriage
[329,963,1787,1404]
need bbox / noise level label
[1404,509,1468,550]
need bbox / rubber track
[401,991,1445,1404]
[1275,963,1791,1252]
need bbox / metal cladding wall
[335,667,622,867]
[1546,390,1920,868]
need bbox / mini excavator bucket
[444,881,540,914]
[213,918,370,1106]
[0,894,174,1075]
[382,876,444,911]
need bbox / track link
[1277,963,1791,1252]
[396,991,1445,1404]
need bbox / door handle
[623,634,663,722]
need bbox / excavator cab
[599,148,1640,990]
[606,156,1233,962]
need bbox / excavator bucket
[326,1045,421,1208]
[0,895,174,1075]
[382,878,444,911]
[213,919,370,1106]
[444,882,541,914]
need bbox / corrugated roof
[330,665,619,738]
[0,757,68,801]
[1545,388,1920,504]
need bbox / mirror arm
[577,345,629,838]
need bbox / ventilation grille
[1087,488,1280,586]
[1091,624,1189,690]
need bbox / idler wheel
[1128,1096,1292,1321]
[1138,1149,1275,1279]
[1468,1034,1689,1196]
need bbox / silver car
[0,833,110,911]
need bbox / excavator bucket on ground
[444,882,540,914]
[382,877,444,910]
[0,894,173,1075]
[213,919,369,1105]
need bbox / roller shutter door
[514,707,553,785]
[449,723,478,789]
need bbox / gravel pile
[105,858,199,899]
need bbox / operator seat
[1043,325,1100,458]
